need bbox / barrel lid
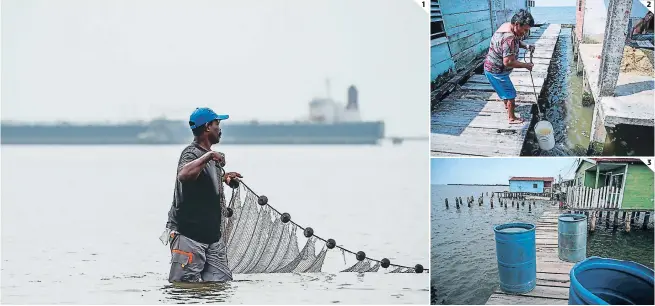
[493,222,535,234]
[559,213,587,222]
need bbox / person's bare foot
[508,118,525,124]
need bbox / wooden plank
[431,112,531,130]
[461,82,543,94]
[536,238,558,245]
[430,130,525,156]
[536,272,570,282]
[538,279,571,288]
[468,74,546,87]
[437,99,533,115]
[537,262,574,274]
[430,151,483,157]
[445,90,537,103]
[493,285,569,299]
[486,294,568,305]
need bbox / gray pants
[168,233,233,283]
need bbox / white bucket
[534,120,555,151]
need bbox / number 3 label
[643,158,655,172]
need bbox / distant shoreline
[436,184,509,187]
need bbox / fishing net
[219,180,427,274]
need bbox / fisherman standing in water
[163,107,242,283]
[483,9,536,124]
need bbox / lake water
[430,184,654,305]
[1,143,429,304]
[429,185,547,305]
[530,6,577,25]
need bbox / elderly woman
[483,9,536,124]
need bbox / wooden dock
[431,24,562,157]
[485,202,574,305]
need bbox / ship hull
[1,121,385,145]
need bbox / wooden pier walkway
[431,24,562,157]
[485,202,573,305]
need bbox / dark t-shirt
[166,142,224,244]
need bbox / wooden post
[630,211,636,226]
[456,200,460,210]
[613,211,619,230]
[445,198,449,209]
[512,201,514,207]
[625,214,631,232]
[605,210,610,225]
[643,212,651,230]
[622,211,627,220]
[590,210,597,232]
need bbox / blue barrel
[569,256,654,305]
[493,222,537,293]
[558,213,587,262]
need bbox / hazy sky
[430,158,579,185]
[1,0,428,136]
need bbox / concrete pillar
[598,0,633,97]
[588,104,609,155]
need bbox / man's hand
[223,171,243,185]
[527,44,535,53]
[204,151,226,167]
[524,62,534,71]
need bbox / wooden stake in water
[626,215,631,232]
[643,212,650,230]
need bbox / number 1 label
[416,0,429,15]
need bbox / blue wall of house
[439,0,494,73]
[509,180,544,193]
[430,41,455,81]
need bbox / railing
[566,185,622,209]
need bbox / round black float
[303,227,314,238]
[414,264,424,273]
[356,251,366,261]
[258,195,268,206]
[227,178,240,189]
[281,212,291,223]
[225,207,233,218]
[381,258,390,268]
[326,239,336,249]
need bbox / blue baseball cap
[189,107,229,129]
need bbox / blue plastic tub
[569,256,654,305]
[558,213,588,263]
[493,222,537,294]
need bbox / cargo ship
[1,84,386,145]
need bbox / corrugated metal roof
[590,158,642,163]
[509,177,555,182]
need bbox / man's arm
[178,151,212,182]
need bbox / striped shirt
[484,31,520,74]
